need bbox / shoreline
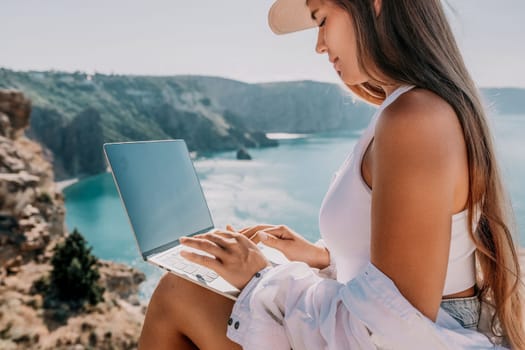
[265,132,309,140]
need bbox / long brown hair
[331,0,525,347]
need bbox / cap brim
[268,0,317,35]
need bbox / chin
[340,71,368,87]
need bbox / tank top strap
[366,85,416,133]
[382,85,416,109]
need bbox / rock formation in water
[236,148,252,160]
[0,90,147,350]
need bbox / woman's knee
[152,272,201,312]
[140,273,201,349]
[147,273,241,349]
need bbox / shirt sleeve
[226,261,507,350]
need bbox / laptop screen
[104,140,214,257]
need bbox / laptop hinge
[142,225,215,260]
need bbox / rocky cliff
[0,90,147,349]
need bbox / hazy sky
[1,0,524,87]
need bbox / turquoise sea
[63,114,525,300]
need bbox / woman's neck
[382,83,403,98]
[366,77,403,98]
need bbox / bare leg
[138,272,242,350]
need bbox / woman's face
[306,0,368,85]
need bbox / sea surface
[63,114,525,300]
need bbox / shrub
[34,228,105,311]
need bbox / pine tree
[48,228,104,308]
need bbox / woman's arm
[371,88,467,321]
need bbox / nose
[315,29,327,54]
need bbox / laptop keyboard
[158,250,219,283]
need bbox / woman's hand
[179,229,271,290]
[232,224,330,270]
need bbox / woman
[138,0,524,348]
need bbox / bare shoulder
[375,88,463,151]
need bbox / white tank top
[318,85,481,295]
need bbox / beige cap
[268,0,317,35]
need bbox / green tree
[48,228,104,308]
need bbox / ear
[373,0,382,17]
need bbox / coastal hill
[0,90,146,349]
[0,69,373,180]
[1,68,523,181]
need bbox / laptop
[103,139,289,300]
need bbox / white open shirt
[225,255,510,349]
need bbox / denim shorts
[440,294,481,330]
